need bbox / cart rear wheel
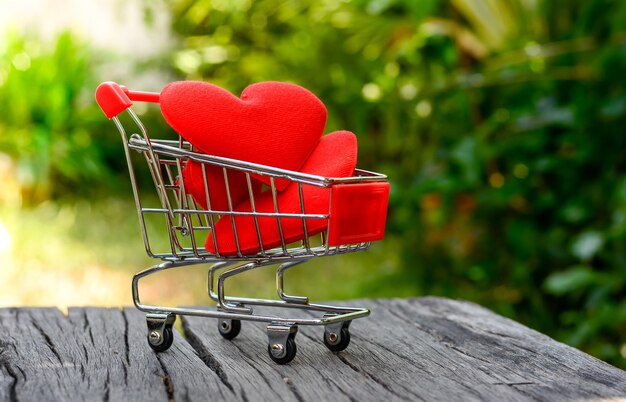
[323,325,351,352]
[218,319,241,340]
[268,336,297,365]
[148,325,174,352]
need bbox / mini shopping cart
[96,81,390,364]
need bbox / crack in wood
[79,360,86,380]
[3,362,18,402]
[506,382,542,402]
[14,365,26,383]
[103,367,110,402]
[30,319,64,366]
[82,310,96,347]
[121,309,131,366]
[120,309,131,387]
[81,344,89,365]
[121,359,129,388]
[335,354,418,402]
[447,345,493,365]
[180,319,235,395]
[163,374,175,402]
[155,354,175,402]
[481,328,522,340]
[444,346,519,386]
[239,387,249,402]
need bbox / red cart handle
[95,81,160,119]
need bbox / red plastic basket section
[327,181,390,246]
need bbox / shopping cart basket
[95,81,390,364]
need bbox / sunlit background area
[1,0,626,369]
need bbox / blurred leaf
[544,266,595,296]
[571,231,604,261]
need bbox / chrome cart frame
[96,82,389,364]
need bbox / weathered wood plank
[359,298,626,401]
[181,297,626,402]
[182,312,396,402]
[0,298,624,401]
[0,307,234,401]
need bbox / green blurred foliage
[0,31,172,202]
[166,0,626,367]
[0,32,117,202]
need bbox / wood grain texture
[0,298,624,401]
[181,297,626,402]
[0,307,233,401]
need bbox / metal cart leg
[276,261,308,304]
[216,262,259,314]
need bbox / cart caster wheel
[268,336,297,365]
[323,320,351,352]
[146,313,176,353]
[218,319,241,340]
[267,323,298,364]
[148,326,174,352]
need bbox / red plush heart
[182,160,262,211]
[160,81,326,191]
[206,131,357,256]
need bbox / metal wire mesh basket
[96,81,390,364]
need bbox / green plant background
[1,0,625,369]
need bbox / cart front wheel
[218,319,241,340]
[268,336,297,365]
[148,326,174,352]
[323,324,351,352]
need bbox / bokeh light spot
[415,100,432,117]
[11,52,31,71]
[400,83,418,100]
[362,83,382,101]
[489,172,505,188]
[513,164,529,179]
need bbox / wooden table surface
[1,297,625,401]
